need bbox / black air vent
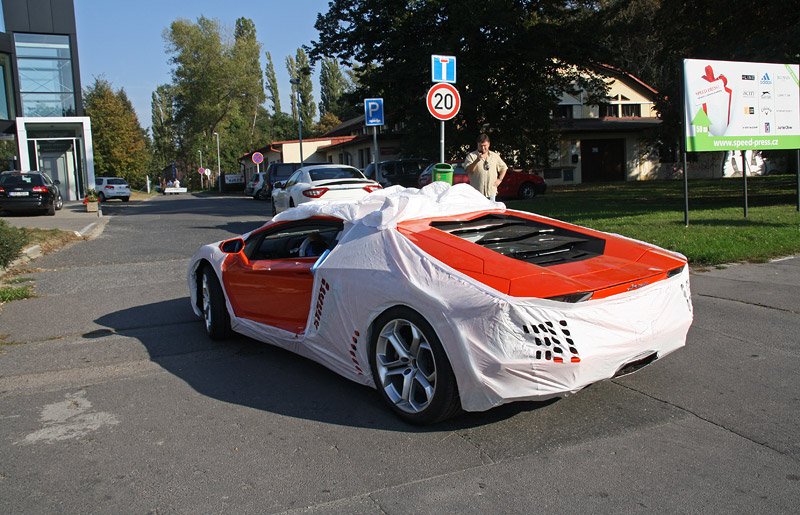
[431,214,605,267]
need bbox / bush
[0,220,28,268]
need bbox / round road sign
[426,83,461,121]
[197,167,205,175]
[251,151,264,165]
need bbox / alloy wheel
[374,318,437,414]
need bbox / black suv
[255,162,303,200]
[0,171,64,216]
[363,158,431,188]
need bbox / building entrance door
[34,139,80,200]
[580,138,626,182]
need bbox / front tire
[200,266,232,340]
[518,182,536,200]
[369,307,461,424]
[98,192,106,202]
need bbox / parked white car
[94,177,131,202]
[271,164,381,215]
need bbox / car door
[222,219,343,333]
[273,170,300,212]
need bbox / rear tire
[200,266,232,340]
[256,188,268,200]
[271,200,277,216]
[369,307,461,425]
[518,182,536,200]
[98,192,106,202]
[55,194,63,211]
[46,200,56,216]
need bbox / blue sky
[74,0,332,130]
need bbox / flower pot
[86,202,98,212]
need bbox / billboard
[684,58,800,151]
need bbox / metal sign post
[742,151,749,217]
[364,98,385,173]
[426,83,461,162]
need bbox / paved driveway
[1,195,798,513]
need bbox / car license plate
[9,191,29,197]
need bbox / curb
[0,216,109,278]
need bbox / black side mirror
[274,181,285,189]
[53,179,61,185]
[220,238,244,253]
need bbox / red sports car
[418,162,546,199]
[188,184,692,424]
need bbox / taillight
[32,186,49,193]
[0,187,5,193]
[105,185,114,189]
[363,185,382,193]
[302,187,329,198]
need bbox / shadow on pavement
[94,298,553,431]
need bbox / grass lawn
[506,174,800,266]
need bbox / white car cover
[189,183,693,412]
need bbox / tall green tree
[311,0,609,165]
[165,16,266,174]
[264,51,281,114]
[84,78,150,187]
[319,57,349,118]
[286,54,299,123]
[286,49,317,135]
[151,84,177,172]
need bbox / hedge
[0,220,28,269]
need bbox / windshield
[309,167,364,181]
[0,173,44,186]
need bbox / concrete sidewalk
[2,201,108,239]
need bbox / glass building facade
[14,33,76,117]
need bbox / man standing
[463,133,508,201]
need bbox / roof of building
[553,117,662,133]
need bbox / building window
[621,104,641,117]
[599,103,618,118]
[553,105,574,119]
[0,54,15,120]
[14,33,76,117]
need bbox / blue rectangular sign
[431,55,456,83]
[364,98,384,126]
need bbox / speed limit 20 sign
[426,83,461,121]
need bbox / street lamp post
[214,131,221,193]
[290,77,304,167]
[198,150,203,189]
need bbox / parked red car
[418,162,546,199]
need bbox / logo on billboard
[742,90,755,98]
[761,91,771,99]
[761,106,772,115]
[764,122,771,133]
[744,106,755,114]
[777,125,793,130]
[742,74,755,80]
[760,73,772,84]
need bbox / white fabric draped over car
[189,183,692,412]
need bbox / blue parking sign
[431,55,456,83]
[364,98,384,126]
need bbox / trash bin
[432,163,454,185]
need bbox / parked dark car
[363,158,431,188]
[253,162,303,200]
[0,171,64,216]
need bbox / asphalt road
[1,194,798,513]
